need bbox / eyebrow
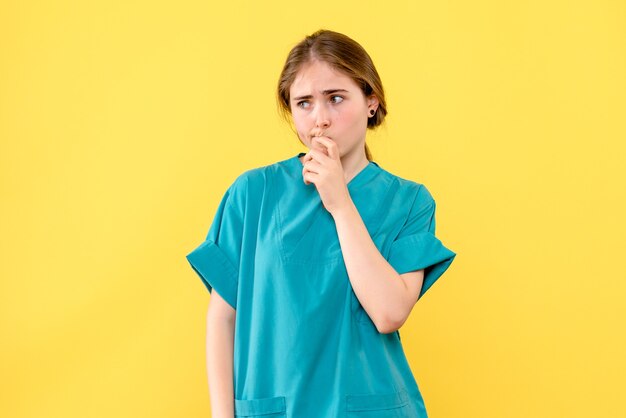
[292,89,349,101]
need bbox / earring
[369,109,375,117]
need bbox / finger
[302,170,318,185]
[311,138,331,159]
[302,164,320,184]
[311,140,328,157]
[304,158,322,171]
[303,150,319,164]
[307,148,330,165]
[311,136,337,160]
[309,131,329,151]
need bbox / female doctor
[187,28,456,418]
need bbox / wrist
[330,198,357,220]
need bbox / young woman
[186,29,457,418]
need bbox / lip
[310,129,327,137]
[310,132,331,140]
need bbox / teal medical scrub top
[186,152,456,417]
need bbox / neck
[339,147,369,184]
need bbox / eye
[330,95,344,104]
[296,100,310,109]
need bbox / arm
[332,201,424,334]
[300,137,426,333]
[206,290,236,418]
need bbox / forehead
[290,60,359,94]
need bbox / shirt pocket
[234,395,286,417]
[345,388,411,417]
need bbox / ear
[367,94,379,111]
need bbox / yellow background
[2,1,625,417]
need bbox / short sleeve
[185,178,245,310]
[387,184,457,300]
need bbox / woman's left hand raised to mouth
[301,135,352,214]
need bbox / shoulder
[230,158,283,192]
[231,154,298,189]
[224,157,291,207]
[375,164,435,207]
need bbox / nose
[314,103,330,130]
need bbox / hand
[301,135,352,214]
